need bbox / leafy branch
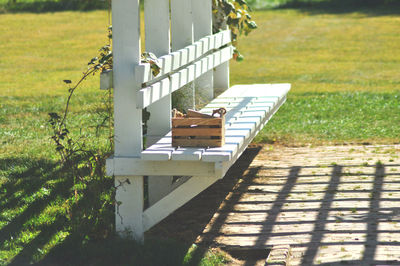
[213,0,257,61]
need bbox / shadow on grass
[0,155,222,265]
[0,0,108,14]
[275,0,400,16]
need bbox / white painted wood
[144,0,174,207]
[115,175,144,241]
[141,84,290,163]
[171,0,195,111]
[112,0,142,158]
[141,150,172,161]
[214,61,229,91]
[143,175,219,231]
[201,144,239,162]
[100,69,113,90]
[232,116,262,128]
[216,95,289,177]
[213,26,231,92]
[171,148,205,161]
[225,136,245,147]
[147,176,190,206]
[145,0,171,144]
[193,0,214,103]
[225,129,251,139]
[109,0,291,242]
[137,46,233,108]
[133,11,231,77]
[219,83,291,98]
[107,156,216,177]
[111,0,143,241]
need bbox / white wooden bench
[105,0,290,241]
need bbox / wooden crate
[172,116,225,147]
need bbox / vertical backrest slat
[171,0,195,110]
[144,0,171,145]
[113,0,142,157]
[213,19,230,91]
[192,0,214,104]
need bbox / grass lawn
[1,4,400,265]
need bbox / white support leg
[143,175,219,232]
[112,0,143,241]
[115,176,144,242]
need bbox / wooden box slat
[172,117,223,127]
[172,117,225,147]
[173,127,222,136]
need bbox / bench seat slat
[140,84,290,164]
[201,144,239,162]
[171,148,205,161]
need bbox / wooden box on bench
[171,116,225,148]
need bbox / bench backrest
[112,0,232,158]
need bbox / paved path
[197,144,400,265]
[149,144,400,265]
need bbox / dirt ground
[147,144,400,265]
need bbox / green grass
[230,8,400,144]
[1,4,400,265]
[255,91,400,144]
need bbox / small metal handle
[212,108,227,118]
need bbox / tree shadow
[146,145,263,265]
[149,152,400,264]
[0,154,197,266]
[0,0,108,14]
[0,156,114,265]
[274,0,400,16]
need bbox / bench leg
[115,175,144,242]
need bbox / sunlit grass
[231,9,400,93]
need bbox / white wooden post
[112,0,144,241]
[171,0,195,111]
[192,0,214,105]
[213,17,230,91]
[144,0,175,206]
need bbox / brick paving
[195,144,400,265]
